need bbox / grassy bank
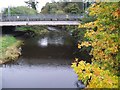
[0,36,22,64]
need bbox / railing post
[0,13,2,22]
[66,14,69,20]
[27,15,29,25]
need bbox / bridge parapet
[1,14,83,22]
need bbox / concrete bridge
[0,14,82,26]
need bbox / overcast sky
[0,0,54,12]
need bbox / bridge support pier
[2,26,16,34]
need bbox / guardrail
[0,14,83,22]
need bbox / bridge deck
[0,21,80,26]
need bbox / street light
[8,6,11,16]
[83,0,87,12]
[7,6,11,21]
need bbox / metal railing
[0,14,83,22]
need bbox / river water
[2,30,80,88]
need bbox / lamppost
[83,0,87,12]
[0,13,2,22]
[8,6,11,16]
[8,6,11,21]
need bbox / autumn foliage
[72,2,119,88]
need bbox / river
[2,30,81,88]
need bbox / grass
[0,36,17,55]
[0,36,22,64]
[0,36,17,49]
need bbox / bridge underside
[0,21,80,26]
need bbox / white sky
[0,0,55,12]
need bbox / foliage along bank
[0,36,22,64]
[72,2,120,88]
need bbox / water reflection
[2,65,78,88]
[38,37,48,47]
[38,32,65,47]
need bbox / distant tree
[56,10,65,14]
[41,2,59,14]
[25,0,38,10]
[3,6,37,15]
[40,1,86,14]
[64,3,82,14]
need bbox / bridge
[0,14,82,26]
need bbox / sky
[0,0,54,12]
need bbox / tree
[3,6,37,15]
[25,0,38,10]
[72,2,119,88]
[41,1,84,14]
[41,2,59,14]
[64,3,82,14]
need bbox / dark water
[2,31,79,88]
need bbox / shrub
[72,2,119,88]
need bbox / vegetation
[3,6,37,15]
[72,2,119,88]
[17,26,49,36]
[41,1,86,14]
[25,0,38,11]
[0,36,22,64]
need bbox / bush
[72,2,119,88]
[72,60,118,88]
[3,6,37,15]
[0,36,22,63]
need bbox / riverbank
[1,26,52,64]
[0,36,23,64]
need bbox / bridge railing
[1,14,83,22]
